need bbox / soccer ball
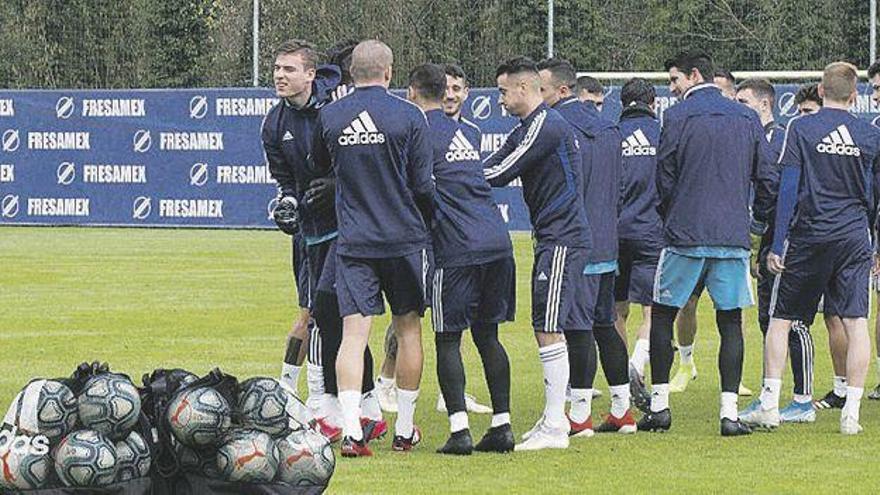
[237,377,292,437]
[175,442,221,478]
[5,379,77,443]
[276,428,335,486]
[167,387,232,448]
[216,429,279,483]
[77,374,141,441]
[114,431,151,482]
[54,429,118,487]
[0,435,52,489]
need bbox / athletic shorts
[653,249,754,310]
[586,271,617,327]
[335,249,430,318]
[308,239,336,296]
[615,238,661,305]
[292,234,310,308]
[431,256,516,333]
[532,245,592,333]
[770,235,871,325]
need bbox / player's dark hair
[495,56,539,78]
[736,78,775,105]
[714,68,736,84]
[444,63,468,87]
[620,77,656,107]
[326,39,358,84]
[576,75,604,96]
[537,58,578,90]
[664,50,714,81]
[409,63,447,102]
[869,60,880,79]
[794,83,822,106]
[274,39,320,71]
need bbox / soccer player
[795,83,822,114]
[613,77,662,413]
[868,61,880,401]
[311,40,434,456]
[484,57,592,451]
[537,58,634,435]
[735,79,816,423]
[576,75,605,110]
[639,50,775,436]
[742,62,880,434]
[714,68,737,99]
[407,64,517,455]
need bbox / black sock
[716,309,743,394]
[594,323,629,387]
[362,345,375,394]
[650,304,677,385]
[436,332,466,414]
[314,290,342,396]
[472,322,510,414]
[565,330,595,389]
[284,337,303,366]
[789,322,813,396]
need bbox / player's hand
[331,84,353,101]
[766,252,785,274]
[272,196,300,235]
[304,177,336,212]
[750,256,761,280]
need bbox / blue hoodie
[656,84,777,251]
[262,64,341,244]
[310,85,434,258]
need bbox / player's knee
[435,331,462,346]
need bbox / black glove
[304,177,336,212]
[273,196,300,235]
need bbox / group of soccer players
[264,38,880,458]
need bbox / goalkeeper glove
[273,196,300,235]
[304,177,336,212]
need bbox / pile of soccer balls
[0,373,150,489]
[168,376,335,486]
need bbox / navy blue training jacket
[617,104,663,243]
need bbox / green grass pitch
[2,227,880,493]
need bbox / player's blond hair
[821,62,858,103]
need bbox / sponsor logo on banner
[83,164,146,184]
[267,197,279,220]
[190,162,209,186]
[0,164,13,182]
[133,130,152,152]
[480,133,507,154]
[470,96,492,121]
[132,196,152,220]
[55,96,75,119]
[190,95,208,119]
[0,99,14,117]
[496,203,510,223]
[159,132,223,151]
[56,162,76,185]
[27,198,90,216]
[159,199,223,218]
[2,129,20,152]
[216,165,274,184]
[28,132,90,150]
[1,194,19,218]
[777,92,797,118]
[215,97,278,116]
[81,98,146,117]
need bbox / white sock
[539,342,569,429]
[395,388,419,438]
[793,394,812,404]
[491,412,510,428]
[569,388,592,423]
[361,390,382,421]
[376,375,395,389]
[339,390,363,441]
[629,338,650,375]
[720,391,738,421]
[650,383,669,412]
[843,386,864,421]
[280,363,301,389]
[306,363,324,393]
[609,384,630,418]
[833,376,847,397]
[760,378,782,410]
[326,395,342,425]
[679,344,694,365]
[449,411,469,433]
